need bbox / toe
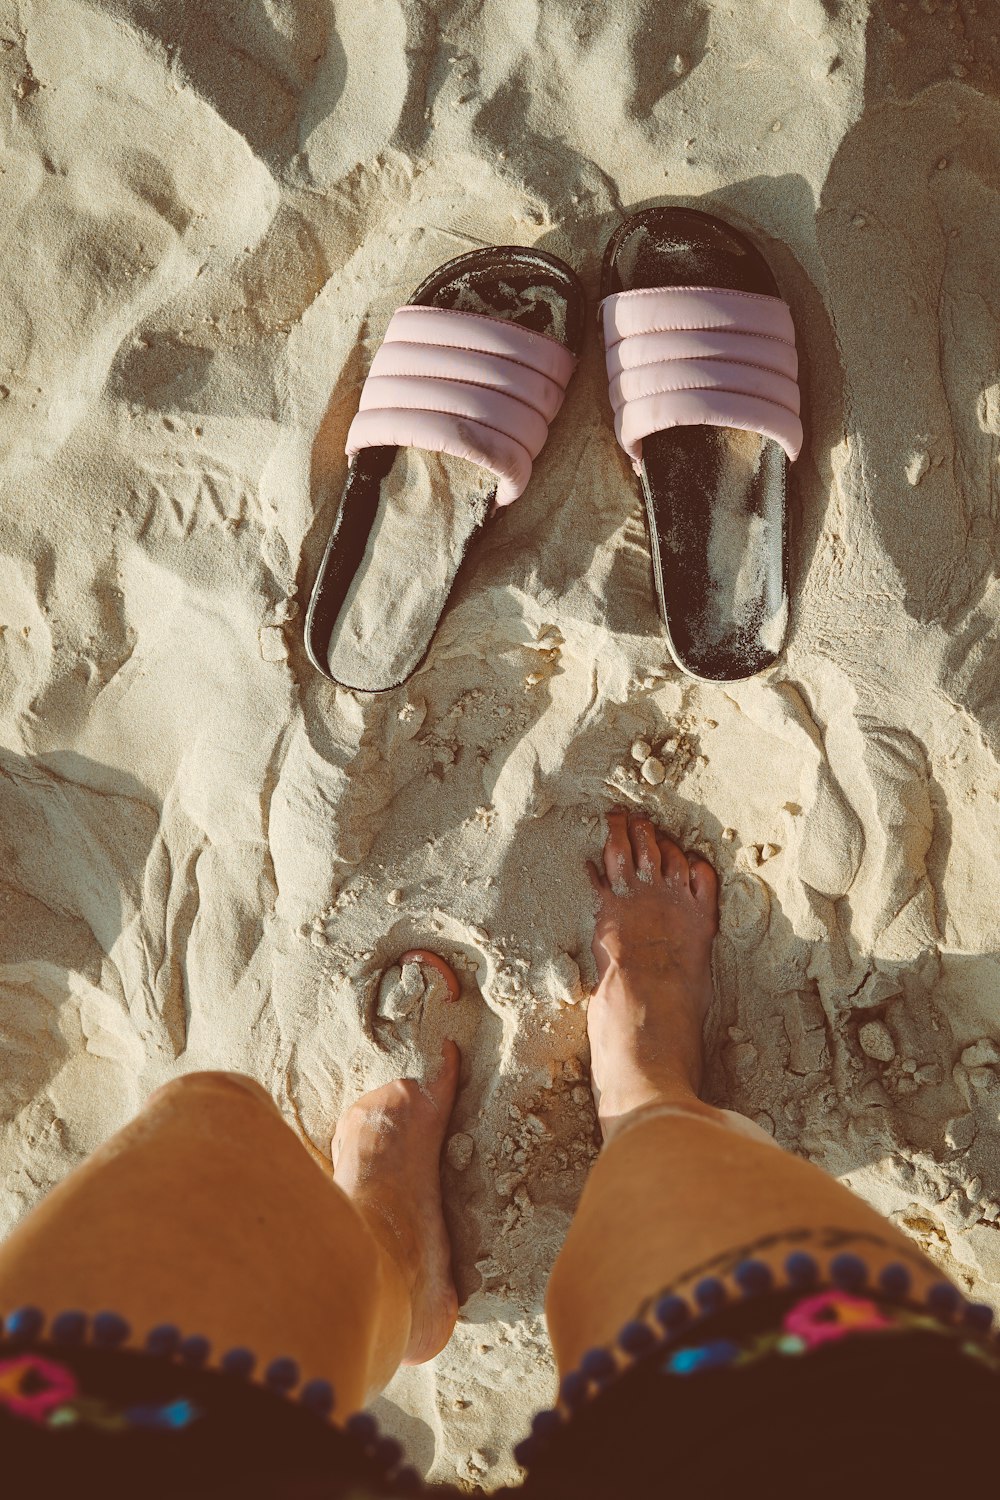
[629,816,662,878]
[603,806,635,883]
[688,855,719,918]
[587,859,607,897]
[656,831,690,884]
[427,1040,461,1121]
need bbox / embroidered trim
[661,1290,1000,1378]
[0,1353,203,1432]
[514,1232,999,1470]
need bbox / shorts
[2,1228,996,1497]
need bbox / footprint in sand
[846,719,938,963]
[723,872,771,952]
[375,951,503,1107]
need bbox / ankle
[598,1083,718,1144]
[588,975,709,1109]
[593,1053,706,1132]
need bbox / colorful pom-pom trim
[579,1346,616,1383]
[927,1281,960,1319]
[146,1324,181,1357]
[220,1347,256,1379]
[6,1307,44,1342]
[346,1411,378,1445]
[51,1311,87,1346]
[0,1309,342,1437]
[179,1334,210,1367]
[830,1253,868,1291]
[299,1378,335,1417]
[0,1305,419,1489]
[964,1303,994,1334]
[2,1248,995,1476]
[92,1312,130,1348]
[558,1370,588,1409]
[877,1263,911,1299]
[532,1245,1000,1466]
[784,1251,819,1288]
[264,1356,299,1392]
[618,1320,657,1356]
[654,1293,690,1331]
[735,1259,773,1296]
[694,1277,728,1314]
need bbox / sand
[327,451,495,690]
[2,0,1000,1486]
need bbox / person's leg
[546,810,941,1373]
[0,1045,460,1412]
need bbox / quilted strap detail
[601,286,802,467]
[345,306,577,506]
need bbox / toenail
[396,950,461,1002]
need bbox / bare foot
[332,1041,460,1365]
[586,808,719,1140]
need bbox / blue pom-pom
[964,1302,994,1333]
[618,1319,656,1357]
[264,1356,299,1391]
[579,1346,616,1382]
[559,1370,588,1409]
[694,1277,728,1314]
[299,1378,335,1416]
[785,1252,819,1288]
[51,1311,87,1346]
[375,1436,403,1469]
[734,1259,774,1296]
[877,1263,911,1299]
[346,1411,378,1444]
[927,1281,960,1318]
[179,1334,210,1367]
[146,1324,181,1357]
[220,1347,256,1379]
[830,1253,868,1291]
[6,1306,44,1341]
[92,1312,130,1348]
[531,1408,562,1441]
[654,1294,690,1331]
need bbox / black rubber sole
[305,246,585,690]
[601,206,791,682]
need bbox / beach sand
[2,0,1000,1484]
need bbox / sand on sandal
[326,451,495,691]
[2,0,1000,1487]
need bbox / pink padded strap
[601,287,802,466]
[346,306,576,506]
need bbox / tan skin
[0,810,943,1413]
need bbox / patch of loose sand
[3,0,1000,1487]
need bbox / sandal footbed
[305,246,585,689]
[601,206,788,682]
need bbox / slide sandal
[305,246,585,690]
[600,206,803,682]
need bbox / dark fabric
[0,1340,404,1498]
[2,1290,996,1497]
[517,1291,1000,1499]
